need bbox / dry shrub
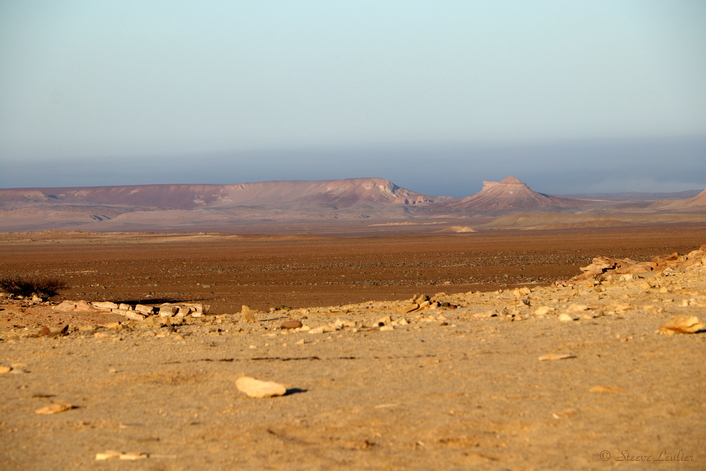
[0,275,69,298]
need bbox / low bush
[0,275,69,298]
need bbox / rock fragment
[534,306,553,316]
[659,316,706,335]
[134,304,154,315]
[538,354,576,361]
[35,403,75,415]
[241,305,257,323]
[281,320,303,330]
[590,385,626,392]
[236,376,287,398]
[159,305,178,318]
[123,312,146,321]
[95,451,149,461]
[92,301,118,310]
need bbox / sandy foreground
[0,235,704,470]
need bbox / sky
[1,0,705,197]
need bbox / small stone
[538,354,576,361]
[614,304,633,311]
[236,376,287,398]
[118,303,132,311]
[95,451,122,461]
[124,312,146,321]
[53,300,78,312]
[35,403,75,414]
[119,452,149,460]
[134,304,154,315]
[281,320,303,330]
[308,326,328,334]
[397,304,420,314]
[568,304,588,312]
[0,366,11,374]
[379,325,394,331]
[38,326,51,336]
[241,305,257,323]
[552,409,578,418]
[158,305,178,318]
[558,313,578,322]
[95,451,148,461]
[590,385,626,392]
[92,301,118,311]
[659,315,706,335]
[535,306,552,316]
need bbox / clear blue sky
[1,0,705,196]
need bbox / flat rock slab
[236,376,288,398]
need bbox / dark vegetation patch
[0,275,69,298]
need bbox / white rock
[535,306,553,316]
[236,376,287,398]
[53,300,78,312]
[159,305,178,318]
[538,353,577,361]
[124,312,146,321]
[558,313,578,322]
[92,301,118,310]
[35,403,74,415]
[134,304,154,315]
[308,326,328,334]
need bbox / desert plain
[0,225,705,470]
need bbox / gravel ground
[1,243,705,470]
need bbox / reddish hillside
[650,188,706,211]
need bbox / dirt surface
[1,224,705,316]
[0,227,705,470]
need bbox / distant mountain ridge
[564,189,702,201]
[0,177,704,232]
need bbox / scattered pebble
[281,320,303,329]
[95,450,149,461]
[35,403,75,415]
[590,385,626,392]
[659,315,706,335]
[538,354,576,361]
[236,376,288,398]
[241,305,257,323]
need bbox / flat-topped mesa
[445,176,588,214]
[481,176,527,189]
